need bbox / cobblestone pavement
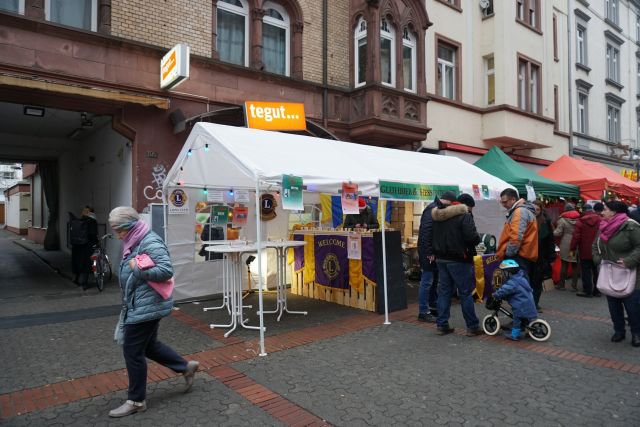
[2,229,640,426]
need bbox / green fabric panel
[474,147,579,198]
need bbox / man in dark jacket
[432,191,481,336]
[571,204,602,297]
[417,199,439,322]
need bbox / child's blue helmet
[499,259,520,270]
[498,259,520,277]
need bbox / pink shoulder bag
[596,239,636,298]
[134,254,174,300]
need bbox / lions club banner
[314,236,349,289]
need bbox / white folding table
[205,243,264,337]
[202,240,251,314]
[258,240,308,321]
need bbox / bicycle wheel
[527,319,551,342]
[95,259,105,292]
[482,314,501,336]
[101,254,112,282]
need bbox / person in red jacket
[570,204,602,297]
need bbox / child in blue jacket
[492,259,538,340]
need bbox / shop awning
[474,147,579,198]
[539,155,640,200]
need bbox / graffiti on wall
[143,163,167,201]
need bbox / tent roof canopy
[539,155,640,200]
[474,147,579,198]
[164,123,514,199]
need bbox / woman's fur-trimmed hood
[432,204,469,222]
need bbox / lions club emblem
[322,253,340,280]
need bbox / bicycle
[91,234,113,292]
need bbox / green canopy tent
[474,147,580,198]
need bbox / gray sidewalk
[1,228,639,426]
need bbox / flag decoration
[319,193,392,228]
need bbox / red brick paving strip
[0,304,631,421]
[209,366,331,426]
[0,312,378,420]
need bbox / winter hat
[564,203,576,212]
[457,193,476,208]
[109,206,140,230]
[439,191,458,203]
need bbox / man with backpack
[70,206,98,289]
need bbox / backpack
[69,218,89,245]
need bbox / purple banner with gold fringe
[314,235,349,289]
[473,253,502,301]
[292,233,377,290]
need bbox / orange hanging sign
[244,101,307,131]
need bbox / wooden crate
[291,265,377,311]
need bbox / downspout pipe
[322,0,328,128]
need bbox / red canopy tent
[539,155,640,200]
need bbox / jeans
[580,259,598,294]
[123,319,188,401]
[418,268,439,315]
[436,261,479,330]
[606,289,640,336]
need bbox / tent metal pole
[381,200,390,325]
[255,178,267,356]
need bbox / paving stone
[0,315,221,394]
[6,375,283,426]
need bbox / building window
[517,0,524,21]
[485,55,495,105]
[554,85,559,130]
[576,25,587,65]
[402,27,416,92]
[354,17,367,87]
[637,61,640,95]
[516,0,540,31]
[605,0,619,26]
[380,19,395,87]
[481,0,494,17]
[262,2,290,76]
[0,0,24,14]
[637,114,640,150]
[518,57,541,114]
[607,104,620,143]
[217,0,249,67]
[45,0,97,31]
[553,14,558,61]
[437,42,457,100]
[577,92,588,134]
[606,43,620,82]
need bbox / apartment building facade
[423,0,571,170]
[570,0,640,174]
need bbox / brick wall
[111,0,212,58]
[301,0,350,88]
[327,1,350,88]
[109,0,350,87]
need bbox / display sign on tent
[379,181,459,201]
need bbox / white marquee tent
[163,123,514,355]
